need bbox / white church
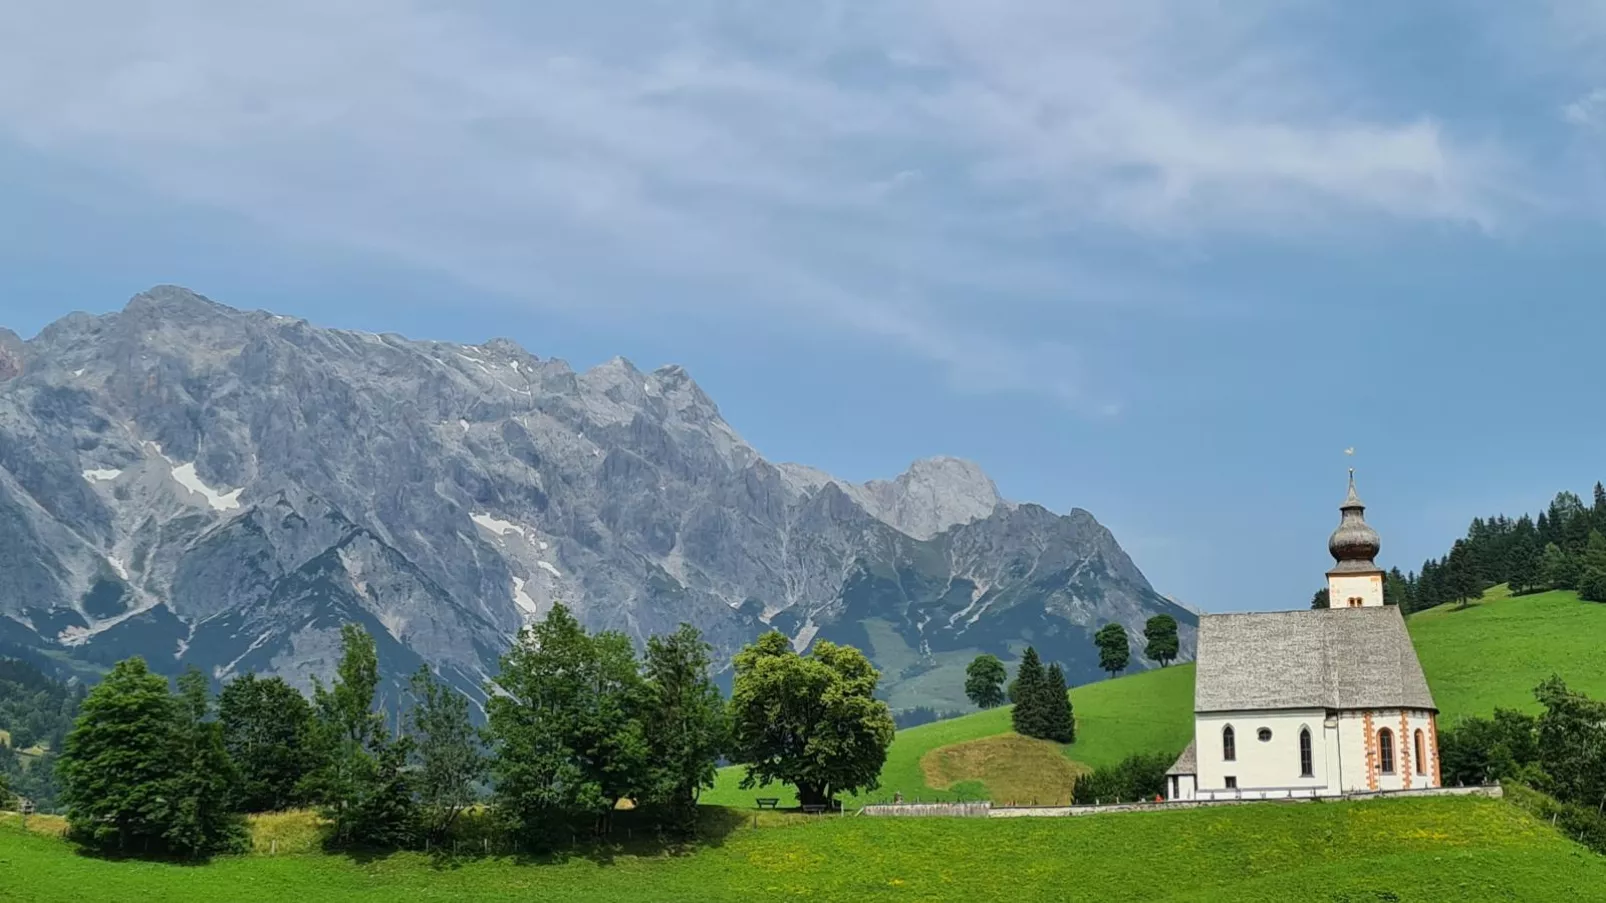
[1165,472,1441,801]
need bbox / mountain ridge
[0,286,1194,710]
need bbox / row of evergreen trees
[1008,648,1075,743]
[0,658,82,811]
[1314,483,1606,611]
[49,605,897,858]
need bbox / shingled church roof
[1193,605,1436,713]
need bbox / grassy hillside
[4,797,1601,902]
[706,588,1605,808]
[1408,588,1606,719]
[702,663,1195,807]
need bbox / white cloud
[1565,88,1606,129]
[0,1,1514,411]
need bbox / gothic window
[1222,725,1236,762]
[1414,729,1426,775]
[1299,727,1314,778]
[1378,728,1395,774]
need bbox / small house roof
[1166,740,1197,776]
[1193,606,1436,713]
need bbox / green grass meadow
[4,797,1603,902]
[701,661,1196,807]
[1409,588,1606,720]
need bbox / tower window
[1414,729,1426,776]
[1299,728,1314,778]
[1222,725,1236,762]
[1378,728,1395,774]
[1348,596,1363,607]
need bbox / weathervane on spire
[1345,447,1356,483]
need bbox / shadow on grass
[405,805,828,871]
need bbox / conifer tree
[1040,663,1075,743]
[1009,647,1046,738]
[1310,587,1330,610]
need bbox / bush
[1072,752,1174,805]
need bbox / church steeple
[1327,469,1385,607]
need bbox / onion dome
[1328,469,1381,572]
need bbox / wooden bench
[755,798,780,810]
[800,804,828,815]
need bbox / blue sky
[3,1,1605,613]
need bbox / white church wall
[1327,572,1384,608]
[1336,709,1440,793]
[1195,709,1333,798]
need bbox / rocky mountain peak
[0,328,22,381]
[0,286,1193,711]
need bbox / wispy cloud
[0,1,1515,411]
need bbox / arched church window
[1299,728,1313,778]
[1414,729,1426,775]
[1378,728,1395,774]
[1222,725,1236,761]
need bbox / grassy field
[701,662,1195,807]
[3,796,1601,902]
[705,588,1605,808]
[1409,588,1606,720]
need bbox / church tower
[1327,470,1384,607]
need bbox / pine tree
[1541,542,1580,591]
[1010,647,1047,738]
[1040,663,1075,744]
[58,658,179,853]
[1310,587,1330,610]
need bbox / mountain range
[0,286,1195,712]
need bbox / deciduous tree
[728,631,894,807]
[219,673,316,812]
[1143,615,1180,667]
[964,654,1008,709]
[163,668,246,857]
[1095,624,1130,678]
[407,666,485,844]
[641,624,727,833]
[58,658,178,853]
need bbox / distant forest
[1314,482,1606,611]
[0,658,84,811]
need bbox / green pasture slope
[1408,588,1606,719]
[702,662,1195,807]
[4,797,1601,902]
[706,587,1605,807]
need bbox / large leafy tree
[1009,647,1047,738]
[407,666,485,844]
[640,624,727,833]
[964,654,1008,709]
[1095,624,1130,678]
[163,668,246,856]
[1143,615,1180,667]
[1534,676,1606,810]
[488,604,650,840]
[58,658,178,852]
[308,624,416,848]
[219,673,317,812]
[728,631,894,807]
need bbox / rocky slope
[0,287,1194,711]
